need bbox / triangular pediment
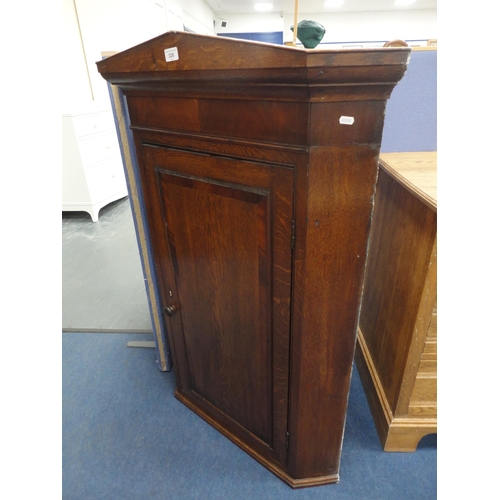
[97,31,306,75]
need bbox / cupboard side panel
[288,144,379,479]
[359,170,437,412]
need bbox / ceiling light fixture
[324,0,345,7]
[254,3,273,11]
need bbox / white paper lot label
[164,47,179,62]
[339,116,355,125]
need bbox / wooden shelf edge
[378,155,437,212]
[411,46,437,51]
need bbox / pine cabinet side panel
[359,170,437,413]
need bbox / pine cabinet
[97,32,409,488]
[356,152,437,452]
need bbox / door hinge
[286,431,290,450]
[291,220,296,250]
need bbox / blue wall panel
[106,80,172,372]
[381,50,437,152]
[218,32,284,45]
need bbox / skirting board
[355,327,437,452]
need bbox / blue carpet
[62,333,436,499]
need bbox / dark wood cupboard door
[138,144,294,465]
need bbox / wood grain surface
[97,31,410,486]
[357,152,437,452]
[379,152,436,210]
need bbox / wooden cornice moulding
[97,31,410,101]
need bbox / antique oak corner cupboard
[97,32,410,488]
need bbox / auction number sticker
[164,47,179,62]
[339,116,355,125]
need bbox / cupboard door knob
[164,304,178,316]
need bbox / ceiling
[205,0,437,15]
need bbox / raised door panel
[138,144,294,465]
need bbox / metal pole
[293,0,299,46]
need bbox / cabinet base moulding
[383,420,437,453]
[175,391,340,489]
[355,328,437,453]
